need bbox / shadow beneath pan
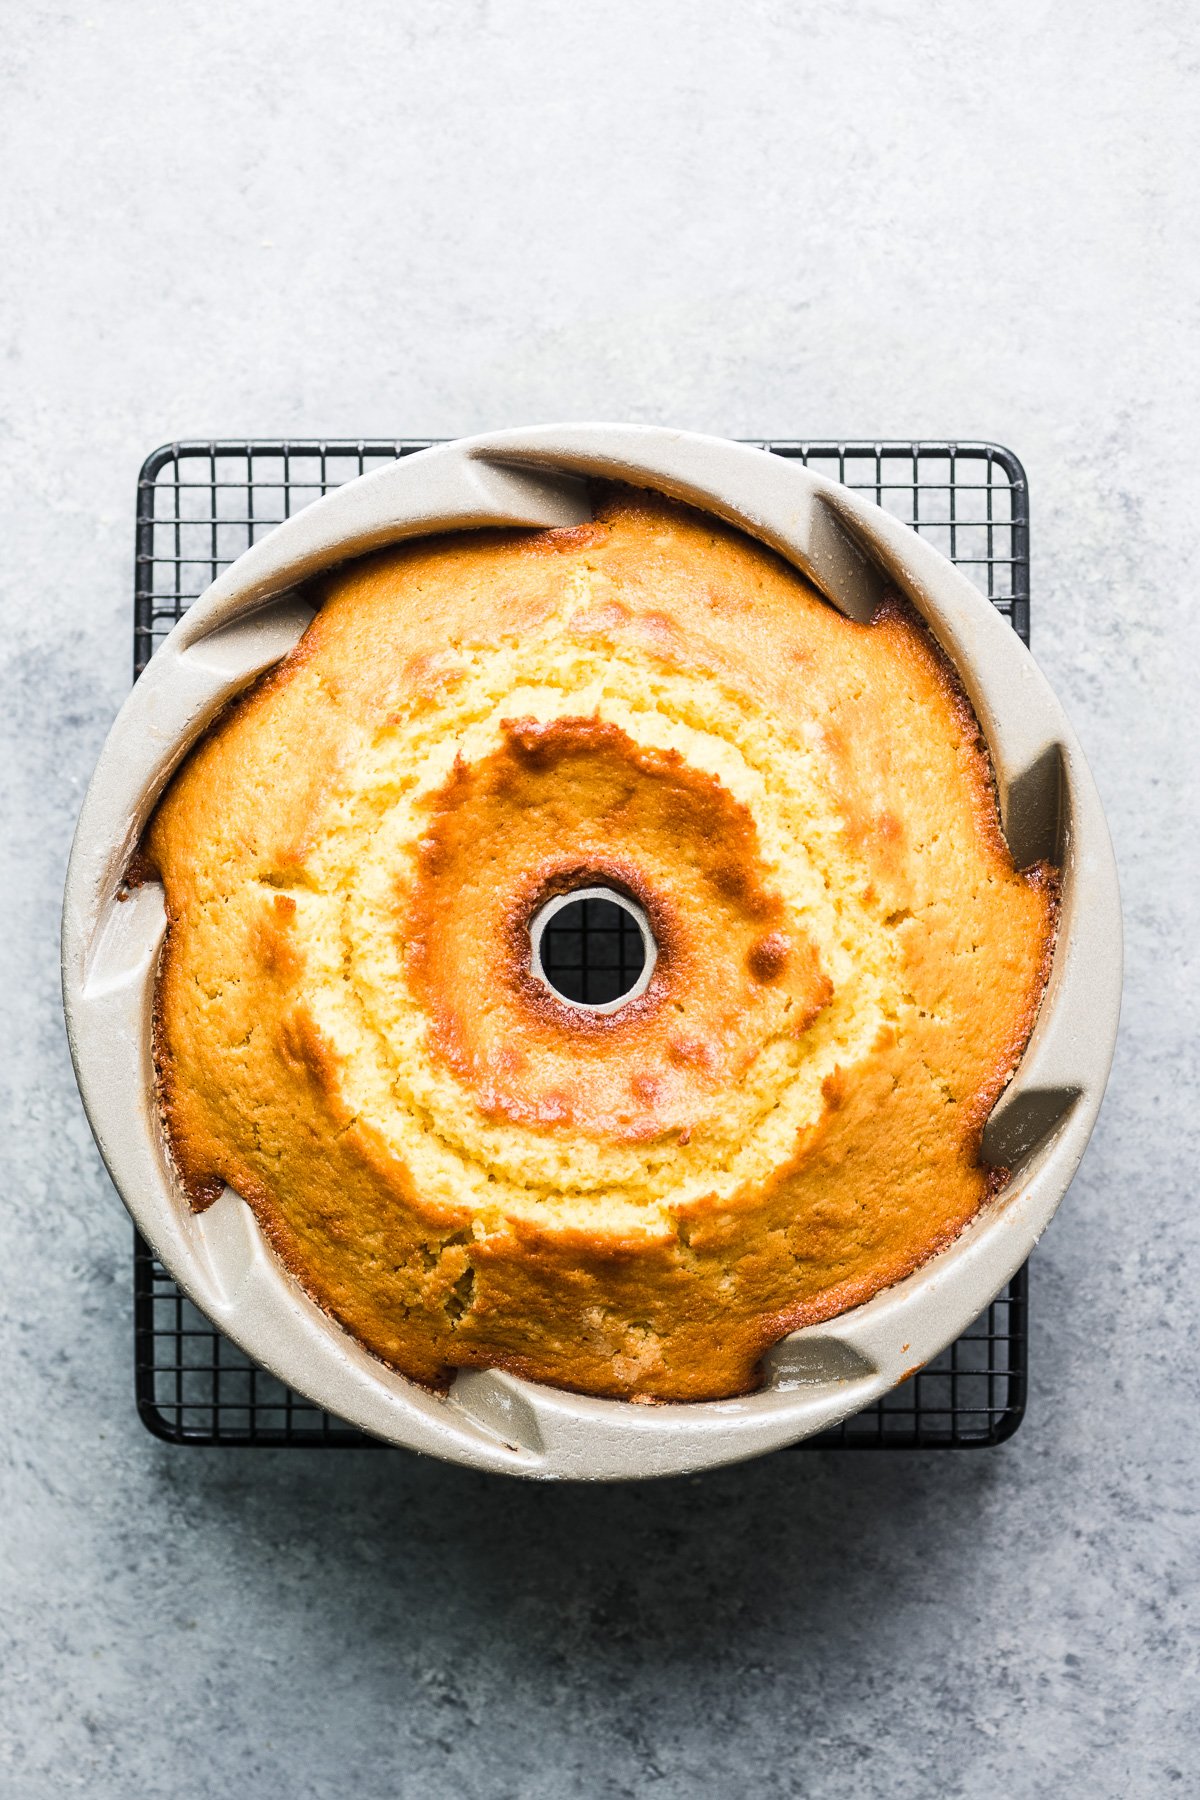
[162,1433,1012,1688]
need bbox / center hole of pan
[529,887,657,1013]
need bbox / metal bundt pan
[62,425,1122,1479]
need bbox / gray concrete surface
[2,2,1197,1794]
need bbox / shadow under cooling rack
[132,437,1032,1453]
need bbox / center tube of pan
[528,886,657,1014]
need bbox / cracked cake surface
[144,485,1057,1401]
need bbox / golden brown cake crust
[145,485,1057,1401]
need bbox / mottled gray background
[2,2,1196,1795]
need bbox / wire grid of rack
[133,438,1031,1451]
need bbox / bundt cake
[143,485,1057,1401]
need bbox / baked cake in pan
[143,487,1056,1401]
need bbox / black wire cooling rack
[133,438,1031,1451]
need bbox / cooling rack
[132,438,1031,1451]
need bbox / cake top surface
[146,485,1055,1399]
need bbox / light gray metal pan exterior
[62,426,1122,1480]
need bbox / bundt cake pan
[62,425,1121,1480]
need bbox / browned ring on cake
[407,714,833,1143]
[144,486,1057,1401]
